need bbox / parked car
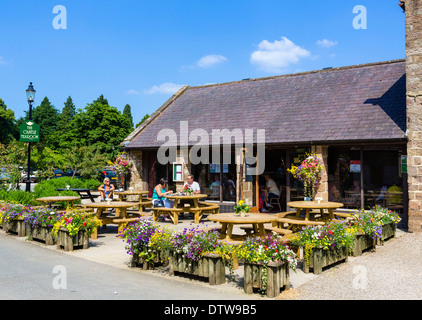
[20,170,37,182]
[51,168,65,179]
[0,168,10,182]
[98,169,117,186]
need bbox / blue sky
[0,0,405,126]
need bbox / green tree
[136,113,150,128]
[123,104,134,129]
[60,96,76,124]
[32,97,60,147]
[62,145,106,180]
[59,96,132,159]
[0,99,17,143]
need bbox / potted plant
[52,210,99,251]
[348,209,382,256]
[168,226,228,285]
[237,234,297,298]
[122,217,166,270]
[291,220,355,274]
[183,184,193,195]
[234,200,250,217]
[370,205,401,245]
[24,207,63,245]
[1,202,30,237]
[287,153,323,201]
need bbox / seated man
[98,177,115,201]
[184,174,201,194]
[263,174,280,209]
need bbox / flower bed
[52,210,99,251]
[292,220,355,274]
[0,202,30,237]
[237,234,297,298]
[24,207,63,245]
[371,206,401,245]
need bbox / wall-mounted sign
[401,155,407,174]
[19,121,39,142]
[173,164,183,181]
[350,160,361,173]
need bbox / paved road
[0,232,258,300]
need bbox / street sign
[19,121,40,142]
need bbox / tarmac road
[0,232,258,301]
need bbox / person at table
[153,178,174,208]
[263,174,279,208]
[328,180,339,202]
[184,174,201,194]
[153,179,174,221]
[98,178,115,201]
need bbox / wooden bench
[333,211,351,219]
[240,225,293,237]
[152,207,183,224]
[271,211,296,227]
[191,203,220,224]
[138,197,153,212]
[276,217,325,231]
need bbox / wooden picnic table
[164,194,207,214]
[114,190,151,212]
[82,201,141,239]
[287,200,344,221]
[36,196,80,211]
[56,188,96,202]
[207,213,276,241]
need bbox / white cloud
[0,56,7,65]
[316,39,338,48]
[145,82,186,95]
[250,37,310,73]
[125,89,141,95]
[196,54,228,68]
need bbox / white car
[20,170,37,182]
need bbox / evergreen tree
[123,104,134,129]
[60,96,76,124]
[32,97,60,147]
[136,113,150,127]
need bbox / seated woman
[152,178,174,221]
[98,178,115,201]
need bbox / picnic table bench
[190,202,220,224]
[152,207,183,224]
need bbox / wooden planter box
[130,250,169,270]
[244,260,290,298]
[350,233,376,257]
[168,251,226,285]
[375,223,397,246]
[56,227,89,251]
[3,219,28,237]
[29,226,55,245]
[303,246,348,275]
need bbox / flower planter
[350,233,376,257]
[29,226,56,246]
[3,219,28,237]
[56,227,89,251]
[168,251,226,285]
[130,249,169,270]
[244,260,290,298]
[375,223,396,246]
[303,246,349,275]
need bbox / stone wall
[405,0,422,232]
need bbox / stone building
[122,1,421,231]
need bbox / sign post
[19,121,40,143]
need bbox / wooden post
[313,248,323,275]
[244,263,253,294]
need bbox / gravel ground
[279,228,422,300]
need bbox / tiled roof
[125,59,407,149]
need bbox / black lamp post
[25,82,36,192]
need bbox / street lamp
[25,82,36,192]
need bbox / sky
[0,0,406,127]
